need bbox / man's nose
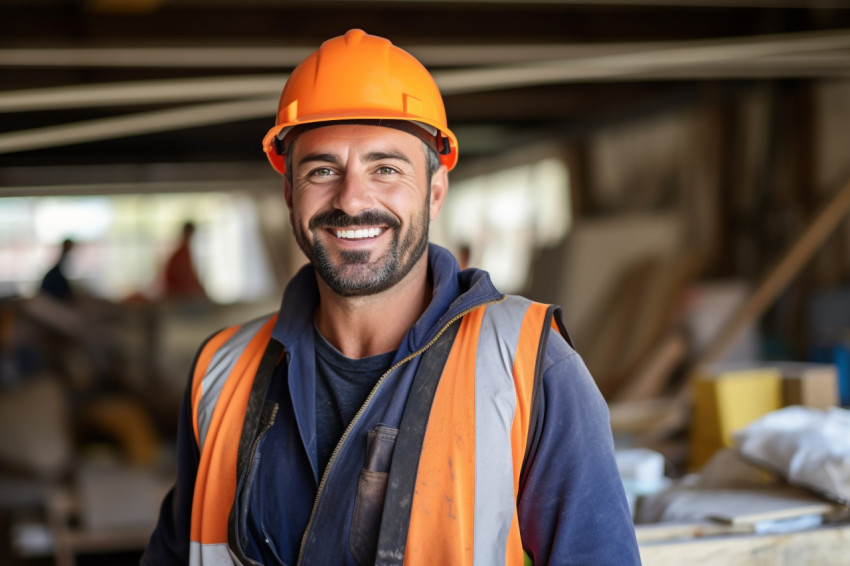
[332,171,375,216]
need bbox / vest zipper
[295,298,504,565]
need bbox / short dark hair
[422,141,440,183]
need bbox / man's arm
[141,377,200,565]
[518,329,641,565]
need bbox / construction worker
[143,29,640,565]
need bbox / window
[0,192,275,304]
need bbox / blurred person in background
[143,29,639,566]
[40,238,75,302]
[162,221,207,301]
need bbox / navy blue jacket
[142,244,640,565]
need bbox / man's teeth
[335,228,382,239]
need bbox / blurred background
[1,1,850,564]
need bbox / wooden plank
[702,489,841,526]
[640,523,850,566]
[635,522,752,543]
[635,484,844,524]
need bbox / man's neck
[313,257,432,359]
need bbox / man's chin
[320,278,388,298]
[314,262,383,295]
[335,249,375,265]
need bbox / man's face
[285,124,447,297]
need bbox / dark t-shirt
[314,325,395,474]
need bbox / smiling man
[288,125,440,302]
[143,30,640,566]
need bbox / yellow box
[690,365,783,470]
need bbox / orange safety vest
[188,296,563,565]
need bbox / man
[162,221,207,300]
[40,238,75,302]
[143,29,640,565]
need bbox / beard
[292,195,430,297]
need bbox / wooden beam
[696,176,850,365]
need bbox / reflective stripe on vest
[189,313,277,565]
[189,297,557,565]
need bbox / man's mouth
[334,227,384,240]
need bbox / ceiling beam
[0,97,275,154]
[0,178,277,198]
[166,0,850,8]
[1,29,848,154]
[2,29,848,70]
[0,75,284,113]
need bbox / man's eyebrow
[296,153,340,168]
[365,151,413,165]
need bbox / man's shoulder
[542,326,578,368]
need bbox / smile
[334,227,383,240]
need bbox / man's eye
[309,167,335,178]
[376,166,398,175]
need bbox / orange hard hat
[262,29,458,175]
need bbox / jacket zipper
[295,298,503,565]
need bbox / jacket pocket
[350,425,398,566]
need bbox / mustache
[309,209,400,230]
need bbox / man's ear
[284,175,294,211]
[429,165,449,221]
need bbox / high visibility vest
[188,296,563,565]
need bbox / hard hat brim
[262,117,458,176]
